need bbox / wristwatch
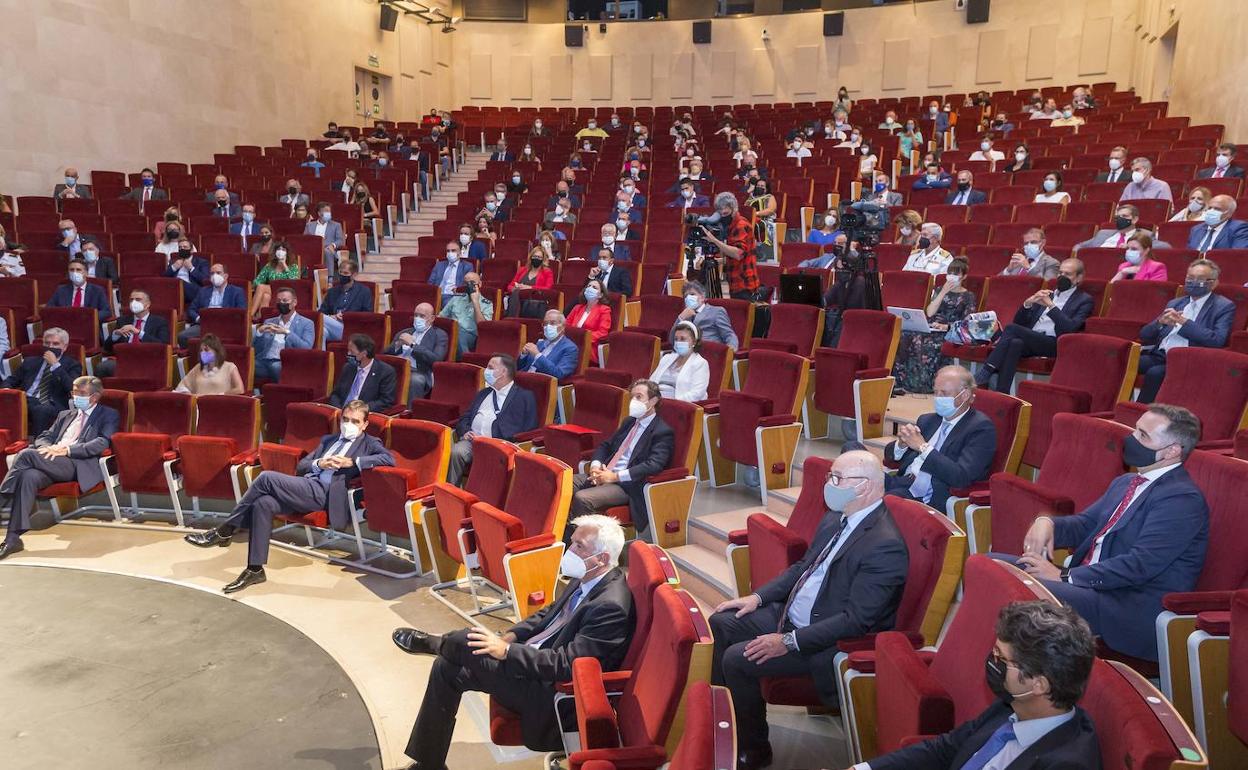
[781,631,799,653]
[1059,567,1072,584]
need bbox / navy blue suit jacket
[1053,466,1208,659]
[318,281,374,315]
[428,259,472,294]
[1013,289,1096,336]
[944,188,988,205]
[885,408,998,513]
[47,283,114,321]
[186,284,247,323]
[1186,219,1248,250]
[455,384,538,442]
[164,256,211,302]
[1139,293,1236,351]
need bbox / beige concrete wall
[448,0,1139,109]
[0,0,453,195]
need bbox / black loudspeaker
[966,0,990,24]
[823,12,844,37]
[380,4,398,31]
[565,25,584,47]
[692,20,711,45]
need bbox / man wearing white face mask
[709,450,908,770]
[446,354,537,485]
[185,400,394,593]
[567,380,675,541]
[1197,142,1245,179]
[95,290,171,377]
[1185,194,1248,251]
[517,309,578,380]
[180,264,247,346]
[1118,157,1173,204]
[593,222,631,262]
[428,240,472,304]
[385,302,448,398]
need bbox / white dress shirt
[1086,463,1179,565]
[1158,294,1209,352]
[440,260,460,296]
[314,220,328,238]
[267,313,294,359]
[894,409,969,503]
[854,708,1076,770]
[786,500,883,631]
[470,382,513,438]
[1098,228,1136,247]
[1031,286,1077,337]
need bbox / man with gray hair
[902,222,953,275]
[676,280,739,348]
[385,301,448,398]
[3,327,81,437]
[1186,194,1248,251]
[1119,156,1173,204]
[696,191,761,299]
[393,514,633,770]
[0,375,120,560]
[517,308,579,380]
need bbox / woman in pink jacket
[1111,233,1168,283]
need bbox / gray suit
[279,193,310,211]
[304,220,347,269]
[53,183,92,199]
[121,187,169,202]
[1001,252,1060,280]
[385,325,449,399]
[681,304,739,349]
[1075,228,1171,251]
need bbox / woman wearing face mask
[1170,185,1212,222]
[292,203,310,222]
[155,220,188,256]
[746,179,778,263]
[568,151,585,170]
[1111,234,1167,283]
[1033,171,1071,204]
[898,120,924,157]
[649,322,710,402]
[1004,144,1032,173]
[506,172,528,195]
[248,225,276,257]
[250,241,304,318]
[566,278,612,364]
[175,334,245,395]
[507,246,555,296]
[857,141,878,180]
[807,208,844,246]
[835,86,852,112]
[339,169,360,203]
[893,209,924,248]
[153,206,188,241]
[892,258,977,394]
[353,183,380,221]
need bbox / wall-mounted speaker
[565,24,584,47]
[823,12,844,37]
[380,4,398,31]
[966,0,990,24]
[692,20,711,45]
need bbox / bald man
[385,301,448,398]
[709,450,910,770]
[1187,195,1248,251]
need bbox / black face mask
[337,274,353,285]
[956,181,971,192]
[165,212,178,221]
[178,248,192,258]
[166,229,180,240]
[1123,433,1167,468]
[530,257,543,268]
[558,190,569,198]
[217,200,228,207]
[1114,216,1132,230]
[918,236,932,250]
[275,302,292,315]
[287,186,297,195]
[42,346,63,359]
[984,654,1023,703]
[307,154,316,161]
[1055,275,1074,293]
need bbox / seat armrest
[572,656,620,751]
[847,650,877,673]
[728,528,749,546]
[505,533,556,554]
[555,669,632,695]
[645,467,690,484]
[695,399,719,414]
[1195,610,1230,636]
[968,489,991,506]
[5,440,29,454]
[947,481,989,499]
[837,632,925,654]
[512,428,544,443]
[856,366,891,379]
[759,413,797,428]
[1162,590,1235,614]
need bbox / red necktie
[1116,232,1126,247]
[131,317,144,343]
[72,287,83,307]
[1081,474,1147,565]
[1215,168,1225,179]
[606,420,643,470]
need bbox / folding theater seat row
[804,309,900,443]
[1182,589,1248,768]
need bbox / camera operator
[696,192,761,300]
[823,203,885,345]
[799,232,857,269]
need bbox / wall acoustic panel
[670,52,693,100]
[881,39,908,91]
[1078,17,1112,76]
[927,34,957,88]
[469,53,492,99]
[792,46,818,95]
[975,29,1007,84]
[549,54,572,100]
[839,43,864,93]
[1026,24,1058,81]
[750,48,775,97]
[589,54,613,100]
[709,51,735,98]
[631,53,654,100]
[509,55,533,100]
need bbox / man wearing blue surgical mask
[1001,227,1059,279]
[675,280,738,348]
[1185,194,1248,252]
[385,302,448,398]
[517,309,578,380]
[53,167,91,200]
[589,246,633,297]
[884,365,997,513]
[229,204,263,248]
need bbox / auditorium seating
[941,389,1029,529]
[423,436,517,583]
[808,310,900,442]
[1112,348,1248,450]
[1183,590,1247,766]
[171,395,261,525]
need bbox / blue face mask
[64,176,77,187]
[1124,249,1143,265]
[483,367,497,387]
[673,340,691,356]
[72,395,91,410]
[215,182,226,190]
[583,287,600,302]
[242,212,254,223]
[933,390,964,418]
[684,294,700,310]
[142,177,155,186]
[544,324,559,341]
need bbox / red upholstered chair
[423,436,517,584]
[23,389,129,522]
[460,320,526,367]
[629,294,685,340]
[0,390,27,461]
[745,302,824,359]
[39,307,102,357]
[406,361,483,425]
[389,280,442,314]
[809,310,901,442]
[513,371,559,437]
[1015,334,1139,468]
[1183,591,1246,766]
[108,391,195,522]
[966,413,1129,555]
[101,343,174,392]
[880,270,932,310]
[940,275,1043,366]
[942,389,1030,530]
[1082,659,1211,770]
[585,331,660,389]
[704,349,808,504]
[1113,348,1248,449]
[195,307,251,346]
[1083,280,1180,341]
[170,395,261,524]
[536,381,628,469]
[842,556,1058,764]
[705,298,754,352]
[258,349,334,440]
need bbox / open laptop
[778,273,824,307]
[887,306,932,333]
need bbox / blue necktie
[316,438,349,486]
[959,720,1017,770]
[346,367,368,402]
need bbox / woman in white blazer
[649,321,710,402]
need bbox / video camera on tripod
[823,199,885,319]
[684,211,726,298]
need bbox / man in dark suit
[163,248,211,303]
[120,168,169,204]
[568,380,675,540]
[853,602,1100,770]
[229,206,265,250]
[2,328,82,438]
[95,289,171,377]
[1095,145,1130,183]
[204,175,242,205]
[54,218,101,258]
[185,400,394,592]
[589,247,634,297]
[179,264,248,345]
[1014,404,1208,661]
[46,259,114,322]
[328,334,397,413]
[209,189,241,219]
[710,450,909,770]
[976,258,1095,393]
[517,309,580,380]
[80,242,118,282]
[319,258,374,343]
[0,375,119,559]
[392,515,633,769]
[1135,258,1235,403]
[884,366,997,515]
[488,140,514,162]
[53,167,92,200]
[1196,142,1246,179]
[667,178,711,208]
[384,302,448,399]
[1186,195,1248,252]
[945,170,988,206]
[592,222,631,262]
[447,354,538,485]
[278,179,310,214]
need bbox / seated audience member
[667,178,709,209]
[527,117,549,137]
[249,224,277,258]
[1003,144,1032,173]
[79,240,118,282]
[593,222,630,262]
[898,120,924,157]
[320,258,373,343]
[175,334,245,396]
[786,137,812,160]
[913,160,954,190]
[428,240,472,305]
[487,140,513,162]
[55,218,97,257]
[326,130,362,158]
[279,179,310,213]
[857,141,879,180]
[1097,145,1130,183]
[0,225,26,277]
[546,179,582,210]
[1110,233,1167,283]
[517,309,579,380]
[1197,142,1244,179]
[589,247,633,297]
[619,175,646,208]
[305,202,346,270]
[894,209,924,248]
[1034,171,1072,204]
[1119,157,1174,205]
[339,169,361,203]
[393,515,632,770]
[575,118,608,139]
[364,124,390,148]
[977,258,1094,392]
[439,271,493,355]
[95,289,170,377]
[300,148,325,176]
[567,380,674,540]
[536,230,562,260]
[1076,203,1167,250]
[926,100,951,138]
[353,182,381,221]
[970,136,1005,163]
[253,287,315,381]
[1172,186,1212,222]
[121,167,167,203]
[807,208,843,245]
[1001,228,1060,279]
[185,399,394,592]
[249,241,303,318]
[507,247,556,296]
[1135,259,1234,403]
[861,172,902,207]
[1012,404,1208,661]
[799,233,856,269]
[322,121,341,139]
[903,223,953,275]
[893,259,976,394]
[385,302,447,399]
[1051,103,1086,127]
[0,376,119,560]
[1030,97,1062,120]
[847,602,1099,770]
[650,322,710,402]
[164,242,211,303]
[567,278,612,365]
[1187,194,1248,251]
[457,223,487,261]
[677,281,739,349]
[209,188,241,218]
[229,205,265,248]
[946,170,987,205]
[1072,85,1097,110]
[446,354,537,485]
[155,219,187,256]
[54,167,91,200]
[293,202,311,223]
[47,259,114,321]
[543,196,577,229]
[328,333,396,412]
[613,213,641,242]
[883,366,996,511]
[711,450,909,770]
[3,328,81,437]
[506,171,528,196]
[180,264,247,345]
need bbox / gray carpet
[0,565,381,770]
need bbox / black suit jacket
[597,265,634,297]
[885,409,998,514]
[87,256,119,282]
[103,313,171,353]
[328,358,397,412]
[754,502,909,703]
[1196,165,1246,179]
[3,354,82,412]
[591,415,675,525]
[869,700,1101,770]
[47,282,114,321]
[455,384,538,441]
[294,432,394,528]
[1013,289,1095,337]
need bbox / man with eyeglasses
[708,450,909,770]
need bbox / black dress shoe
[0,539,24,561]
[185,528,232,548]
[737,744,773,770]
[223,568,266,594]
[392,627,441,656]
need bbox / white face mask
[446,251,459,262]
[1015,151,1027,161]
[340,421,361,440]
[1108,157,1122,170]
[602,235,615,246]
[459,233,471,245]
[628,398,648,419]
[275,249,287,260]
[129,299,145,315]
[559,548,593,579]
[210,273,226,287]
[980,141,992,152]
[1131,170,1146,184]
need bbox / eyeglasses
[827,473,869,487]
